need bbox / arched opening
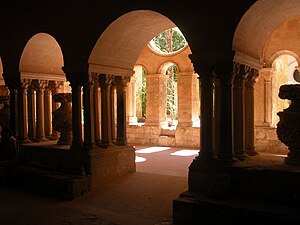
[271,54,297,127]
[88,10,198,178]
[19,33,69,143]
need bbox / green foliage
[141,67,147,118]
[153,28,186,53]
[166,65,178,119]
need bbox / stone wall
[127,125,200,147]
[255,126,288,154]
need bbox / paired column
[215,62,236,163]
[115,76,130,146]
[93,81,101,145]
[195,64,215,161]
[18,79,30,143]
[27,84,36,141]
[70,82,83,149]
[36,80,47,142]
[233,64,248,160]
[99,74,113,147]
[245,68,259,155]
[49,81,63,140]
[83,73,96,148]
[44,82,52,139]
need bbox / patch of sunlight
[274,154,287,158]
[135,156,146,162]
[171,150,199,156]
[136,146,170,154]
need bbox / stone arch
[88,10,184,75]
[265,50,300,68]
[158,61,180,75]
[18,32,69,143]
[233,0,300,69]
[20,32,64,77]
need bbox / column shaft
[83,75,95,148]
[44,86,51,138]
[27,87,36,140]
[18,79,29,143]
[36,80,47,141]
[99,75,113,146]
[94,86,101,145]
[115,76,129,146]
[71,84,83,148]
[245,70,259,156]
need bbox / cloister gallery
[2,0,300,224]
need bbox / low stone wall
[127,125,200,147]
[255,126,288,154]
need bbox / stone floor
[0,144,290,225]
[0,145,199,225]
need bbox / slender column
[177,71,194,127]
[18,78,30,143]
[195,64,215,161]
[115,76,130,146]
[93,82,101,145]
[83,73,96,148]
[127,76,137,124]
[245,68,259,156]
[110,85,116,143]
[233,64,248,160]
[36,80,47,141]
[260,68,272,126]
[49,81,63,140]
[27,85,36,141]
[70,83,83,149]
[215,62,236,163]
[99,74,113,146]
[44,82,51,138]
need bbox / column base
[35,137,48,142]
[19,139,32,144]
[245,148,259,156]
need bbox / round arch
[266,50,300,68]
[20,33,64,77]
[158,61,179,75]
[233,0,300,68]
[88,10,182,76]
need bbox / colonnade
[66,72,130,149]
[193,61,259,163]
[126,70,199,128]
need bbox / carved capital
[214,61,235,84]
[98,74,114,90]
[114,76,131,90]
[245,68,259,87]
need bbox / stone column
[4,76,19,138]
[127,76,137,124]
[99,74,113,147]
[177,71,194,127]
[215,62,237,163]
[115,76,130,146]
[27,85,36,141]
[195,64,215,161]
[83,73,96,148]
[110,85,116,143]
[245,68,259,156]
[44,82,51,139]
[233,64,248,160]
[70,82,83,149]
[18,79,30,143]
[36,80,47,142]
[49,81,63,140]
[93,80,101,145]
[260,68,272,126]
[145,74,167,127]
